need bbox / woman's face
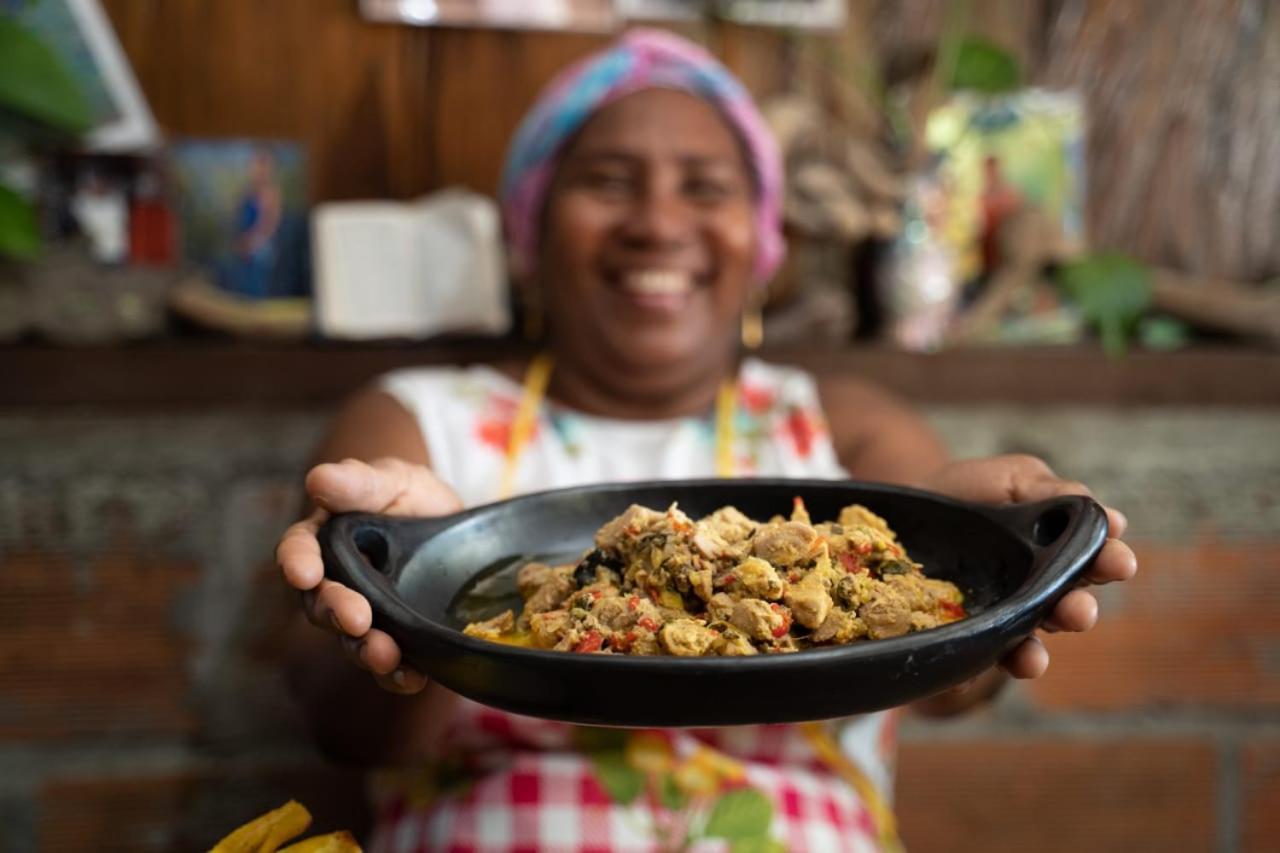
[538,88,758,377]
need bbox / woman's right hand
[276,457,463,694]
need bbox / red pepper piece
[838,552,866,573]
[769,603,792,638]
[573,630,604,653]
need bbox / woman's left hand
[922,454,1138,679]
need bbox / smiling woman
[277,27,1137,853]
[539,87,758,405]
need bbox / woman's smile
[602,267,709,315]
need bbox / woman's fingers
[304,579,373,637]
[1085,538,1138,585]
[277,509,328,590]
[338,628,403,672]
[1000,634,1050,679]
[1103,507,1128,539]
[1043,588,1099,633]
[359,629,403,675]
[325,596,427,694]
[306,457,462,517]
[374,665,429,695]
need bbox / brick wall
[0,407,1276,852]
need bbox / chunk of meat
[910,611,942,632]
[752,521,819,566]
[659,620,719,656]
[591,596,635,631]
[692,530,729,560]
[516,562,555,599]
[595,504,666,551]
[812,608,866,644]
[687,568,714,603]
[616,627,660,653]
[698,506,756,543]
[858,589,911,639]
[784,582,832,629]
[706,592,736,622]
[529,609,571,648]
[730,599,789,642]
[837,504,896,538]
[714,628,758,656]
[730,557,785,600]
[525,572,575,616]
[882,573,935,610]
[462,609,515,641]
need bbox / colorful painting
[168,140,310,299]
[924,89,1086,284]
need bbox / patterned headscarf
[499,28,785,284]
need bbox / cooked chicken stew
[463,499,966,656]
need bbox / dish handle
[317,511,457,632]
[984,495,1110,593]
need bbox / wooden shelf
[1,341,1276,409]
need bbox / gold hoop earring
[741,297,764,350]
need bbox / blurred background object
[312,188,509,340]
[0,1,1277,851]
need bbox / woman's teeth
[622,270,694,296]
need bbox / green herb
[879,559,913,576]
[948,37,1021,94]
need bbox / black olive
[574,548,622,587]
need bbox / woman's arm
[280,387,462,764]
[818,375,949,486]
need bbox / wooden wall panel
[425,28,609,194]
[102,0,435,200]
[99,2,784,201]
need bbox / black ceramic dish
[318,479,1107,727]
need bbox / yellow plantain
[209,800,312,853]
[277,831,362,852]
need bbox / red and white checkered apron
[367,697,891,852]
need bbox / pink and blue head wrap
[499,28,785,284]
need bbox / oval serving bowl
[318,479,1107,727]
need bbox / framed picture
[621,0,844,28]
[168,140,310,300]
[12,0,159,151]
[617,0,700,21]
[359,0,617,32]
[716,0,844,28]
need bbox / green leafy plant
[0,13,92,261]
[1055,253,1153,356]
[1138,315,1192,351]
[947,36,1022,94]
